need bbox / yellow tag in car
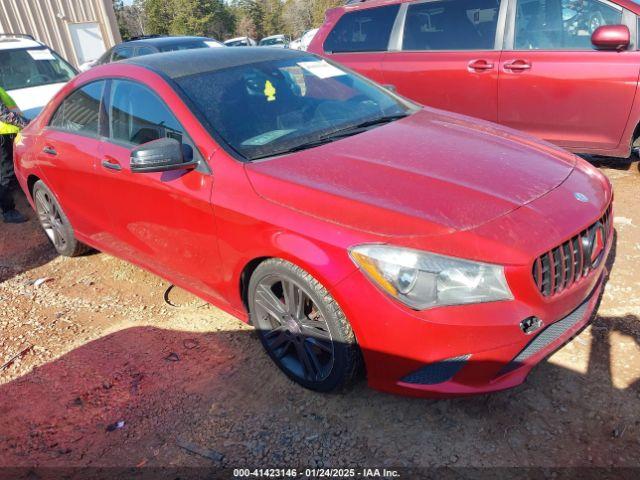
[264,80,276,102]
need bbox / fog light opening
[520,316,543,335]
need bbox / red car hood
[245,109,577,237]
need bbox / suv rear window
[324,5,400,53]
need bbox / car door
[96,79,224,301]
[35,80,111,241]
[380,0,506,122]
[498,0,639,152]
[321,4,402,84]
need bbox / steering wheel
[27,74,52,85]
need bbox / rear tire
[33,180,90,257]
[248,259,361,392]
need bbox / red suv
[310,0,640,158]
[14,48,612,397]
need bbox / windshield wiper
[319,113,410,141]
[248,113,410,161]
[249,138,336,160]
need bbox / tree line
[113,0,345,42]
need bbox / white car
[291,29,319,51]
[0,34,77,119]
[224,36,257,47]
[258,35,290,48]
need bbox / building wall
[0,0,121,67]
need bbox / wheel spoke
[39,213,51,229]
[255,284,287,322]
[282,280,303,318]
[265,326,287,346]
[35,191,50,215]
[294,340,318,380]
[300,320,331,341]
[305,336,332,353]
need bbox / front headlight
[349,244,512,310]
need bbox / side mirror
[591,25,630,51]
[130,138,197,174]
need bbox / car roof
[123,47,308,80]
[0,36,43,51]
[261,35,286,40]
[122,36,214,47]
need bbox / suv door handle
[102,157,122,172]
[504,60,532,72]
[467,59,495,72]
[42,146,57,156]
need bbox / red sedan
[13,48,613,397]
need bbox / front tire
[33,180,89,257]
[248,259,361,392]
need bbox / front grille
[498,289,594,377]
[532,204,612,297]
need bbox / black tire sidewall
[248,261,355,393]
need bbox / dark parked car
[79,36,224,71]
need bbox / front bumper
[330,259,607,398]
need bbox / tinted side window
[515,0,622,50]
[112,46,133,61]
[403,0,500,51]
[50,81,105,136]
[108,80,184,146]
[324,5,400,53]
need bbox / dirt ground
[0,159,639,475]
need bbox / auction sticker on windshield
[27,49,56,61]
[298,60,346,79]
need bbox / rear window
[324,5,400,53]
[158,40,222,52]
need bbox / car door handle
[504,60,532,72]
[467,59,495,72]
[102,158,122,171]
[42,146,57,156]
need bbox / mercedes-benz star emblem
[581,222,607,269]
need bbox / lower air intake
[401,354,471,385]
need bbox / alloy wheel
[254,276,335,382]
[35,189,67,251]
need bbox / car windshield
[158,40,222,52]
[226,39,249,46]
[260,37,285,46]
[175,55,415,161]
[0,47,76,91]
